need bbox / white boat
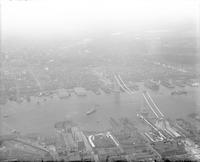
[86,108,96,115]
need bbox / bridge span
[113,74,181,139]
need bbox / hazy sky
[1,0,198,38]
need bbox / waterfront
[1,1,200,160]
[2,84,199,137]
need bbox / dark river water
[1,83,200,137]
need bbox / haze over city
[1,0,200,161]
[2,0,197,37]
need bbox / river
[1,83,200,137]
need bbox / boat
[86,108,96,115]
[171,90,187,95]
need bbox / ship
[86,108,96,115]
[171,90,187,95]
